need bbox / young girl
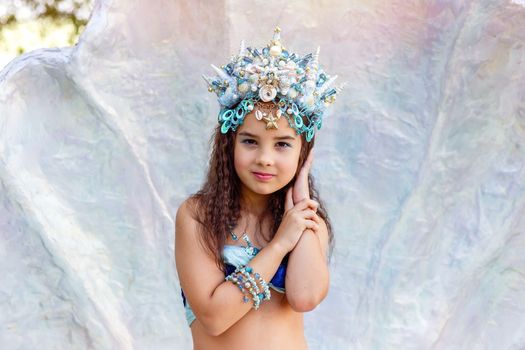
[175,27,343,349]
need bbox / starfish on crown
[254,101,282,129]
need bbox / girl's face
[234,107,302,197]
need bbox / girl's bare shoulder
[176,196,203,223]
[175,197,200,242]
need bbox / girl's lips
[252,172,274,181]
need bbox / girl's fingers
[295,198,319,211]
[311,212,321,224]
[301,148,314,172]
[284,187,294,212]
[302,210,320,223]
[295,149,314,192]
[300,148,314,175]
[306,148,314,170]
[305,220,320,232]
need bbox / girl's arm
[284,220,330,312]
[284,148,330,311]
[175,199,289,337]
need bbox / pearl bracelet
[254,271,271,301]
[225,265,271,310]
[236,266,262,309]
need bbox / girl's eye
[241,139,291,148]
[241,139,257,145]
[276,142,291,148]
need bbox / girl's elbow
[287,292,323,312]
[290,298,318,312]
[197,312,231,337]
[203,324,227,337]
[287,284,329,312]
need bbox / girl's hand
[272,187,320,253]
[293,148,314,204]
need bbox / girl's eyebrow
[238,131,296,141]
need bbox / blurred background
[0,0,93,69]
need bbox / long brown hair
[188,123,334,271]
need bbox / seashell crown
[202,27,345,142]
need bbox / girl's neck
[240,186,269,218]
[234,186,273,247]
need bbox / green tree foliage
[0,0,93,34]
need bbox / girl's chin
[242,182,285,196]
[249,186,278,195]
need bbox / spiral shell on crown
[259,84,277,102]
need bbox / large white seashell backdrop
[1,0,525,349]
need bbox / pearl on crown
[269,45,282,57]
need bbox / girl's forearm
[198,241,288,336]
[284,229,330,312]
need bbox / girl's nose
[255,149,274,166]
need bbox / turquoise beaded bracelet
[237,266,263,310]
[225,272,251,303]
[225,265,272,310]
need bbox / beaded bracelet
[240,274,260,309]
[236,266,262,309]
[226,271,260,307]
[225,265,271,310]
[254,271,271,301]
[225,272,251,303]
[242,267,271,304]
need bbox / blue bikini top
[222,244,288,292]
[180,232,288,326]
